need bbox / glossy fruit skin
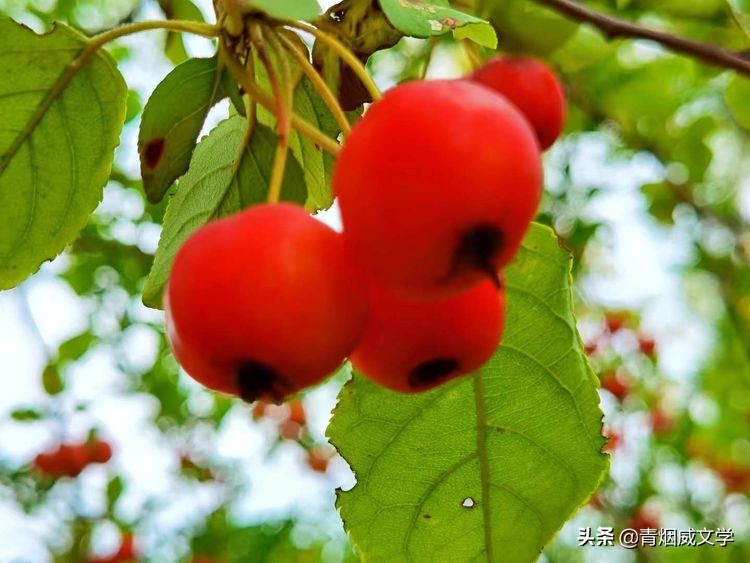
[351,280,505,392]
[166,204,370,402]
[470,56,565,150]
[335,80,542,300]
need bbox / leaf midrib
[472,370,494,562]
[0,42,93,177]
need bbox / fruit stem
[253,22,292,204]
[263,24,296,129]
[245,45,258,132]
[222,46,342,157]
[276,29,352,137]
[221,0,244,37]
[279,20,382,103]
[250,22,290,143]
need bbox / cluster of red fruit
[253,398,307,440]
[165,57,565,402]
[253,399,337,472]
[33,439,112,478]
[587,311,657,359]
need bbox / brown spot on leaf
[143,138,166,170]
[440,17,460,28]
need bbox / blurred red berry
[628,507,660,538]
[287,400,306,426]
[88,440,113,464]
[252,400,270,421]
[603,431,621,453]
[604,312,628,333]
[116,533,136,561]
[639,336,656,358]
[61,444,90,477]
[33,451,67,477]
[711,461,750,493]
[600,371,631,401]
[306,448,333,473]
[279,420,303,441]
[650,408,675,435]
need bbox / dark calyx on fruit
[449,225,503,288]
[408,358,460,388]
[236,361,292,403]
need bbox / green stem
[222,46,342,157]
[250,23,291,205]
[277,30,352,137]
[250,22,289,137]
[281,20,382,102]
[221,0,245,36]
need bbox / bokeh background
[0,0,749,561]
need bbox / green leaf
[125,89,142,124]
[11,408,42,422]
[725,75,750,129]
[58,331,96,361]
[452,22,498,49]
[160,0,206,65]
[246,0,321,21]
[380,0,497,47]
[0,18,127,289]
[42,364,64,395]
[139,57,233,204]
[142,117,306,309]
[106,475,124,509]
[330,224,607,563]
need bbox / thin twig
[255,23,292,205]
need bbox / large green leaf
[142,117,306,309]
[0,18,127,289]
[379,0,497,48]
[330,223,607,563]
[139,57,241,204]
[246,0,321,21]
